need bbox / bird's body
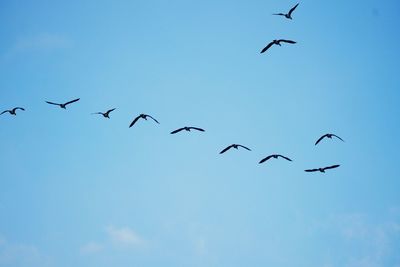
[259,154,292,164]
[315,133,344,145]
[305,165,340,173]
[170,126,205,134]
[129,114,159,128]
[219,144,251,154]
[46,98,80,109]
[1,107,25,115]
[260,39,296,53]
[273,3,299,19]
[92,108,116,118]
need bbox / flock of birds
[1,3,344,174]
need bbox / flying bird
[259,154,292,164]
[92,108,116,118]
[315,133,344,145]
[260,39,296,53]
[45,98,80,109]
[170,126,205,134]
[305,165,340,173]
[273,3,299,19]
[1,107,25,115]
[219,144,251,154]
[129,114,159,128]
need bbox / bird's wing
[238,145,251,151]
[170,128,184,134]
[315,134,327,145]
[14,107,25,111]
[91,112,103,115]
[305,169,318,172]
[279,39,296,44]
[147,115,160,124]
[288,3,299,16]
[45,101,61,106]
[260,41,274,53]
[129,115,141,127]
[279,155,292,161]
[259,155,273,164]
[0,110,10,115]
[323,165,340,170]
[189,127,205,132]
[106,108,116,114]
[273,13,286,16]
[64,98,80,106]
[332,134,344,142]
[219,145,233,154]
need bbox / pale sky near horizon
[0,0,399,266]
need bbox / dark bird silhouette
[219,144,251,154]
[259,154,292,164]
[129,114,159,128]
[315,133,344,145]
[305,165,340,173]
[260,39,296,53]
[45,98,80,109]
[273,3,299,19]
[1,107,25,115]
[92,108,116,118]
[170,126,205,134]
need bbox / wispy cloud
[14,33,72,51]
[79,241,104,254]
[106,226,146,247]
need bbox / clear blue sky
[0,0,399,266]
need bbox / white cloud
[80,241,104,254]
[106,226,146,247]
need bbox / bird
[129,114,159,128]
[273,3,299,20]
[305,165,340,173]
[170,126,205,134]
[219,144,251,154]
[315,133,344,145]
[92,108,116,118]
[45,98,80,109]
[1,107,25,115]
[259,154,292,164]
[260,39,296,53]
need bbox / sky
[0,0,399,266]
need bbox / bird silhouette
[1,107,25,115]
[315,133,344,145]
[92,108,116,118]
[45,98,80,109]
[260,39,296,53]
[259,154,292,164]
[129,114,159,128]
[273,3,299,19]
[170,126,205,134]
[219,144,251,154]
[305,165,340,173]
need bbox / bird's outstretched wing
[146,115,159,124]
[189,127,205,132]
[13,107,25,112]
[0,110,10,115]
[288,3,299,16]
[219,145,233,154]
[129,115,141,128]
[91,112,103,115]
[238,145,251,151]
[46,101,61,106]
[260,41,274,53]
[278,155,292,161]
[170,128,185,134]
[315,134,328,145]
[106,108,116,114]
[279,39,296,44]
[273,13,286,16]
[259,155,273,164]
[323,165,340,171]
[332,134,344,142]
[305,168,319,172]
[64,98,80,106]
